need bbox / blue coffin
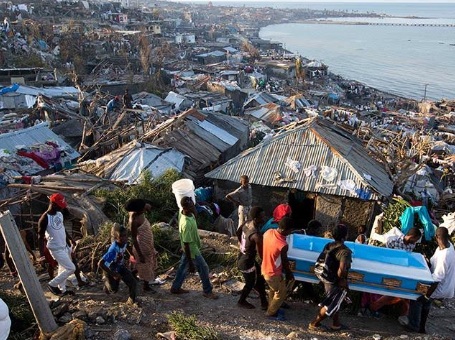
[287,234,434,300]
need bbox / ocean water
[184,1,455,101]
[260,22,455,100]
[257,3,455,100]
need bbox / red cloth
[17,150,49,169]
[43,245,57,268]
[22,176,32,184]
[273,204,292,223]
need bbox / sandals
[330,324,350,331]
[309,323,350,332]
[308,324,329,332]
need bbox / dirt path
[3,267,454,340]
[1,231,454,340]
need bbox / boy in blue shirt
[98,224,137,304]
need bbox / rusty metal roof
[205,117,393,200]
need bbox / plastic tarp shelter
[109,144,185,184]
[400,206,436,241]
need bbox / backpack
[314,242,344,284]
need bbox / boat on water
[287,234,433,300]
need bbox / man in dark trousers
[123,88,133,109]
[236,206,268,309]
[170,196,218,299]
[399,227,455,333]
[309,224,352,331]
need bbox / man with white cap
[38,193,75,295]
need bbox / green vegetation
[92,170,227,272]
[382,197,411,234]
[167,311,220,340]
[94,169,182,224]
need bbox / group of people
[226,175,455,333]
[6,176,455,335]
[38,192,219,305]
[35,193,157,304]
[105,89,133,114]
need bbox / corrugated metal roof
[250,92,278,105]
[245,103,280,120]
[0,122,80,160]
[186,118,231,152]
[223,47,238,53]
[204,112,249,138]
[205,117,393,200]
[197,120,238,145]
[204,112,249,148]
[246,106,269,119]
[165,128,221,166]
[164,91,186,106]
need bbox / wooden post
[0,211,58,335]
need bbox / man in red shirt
[261,217,294,320]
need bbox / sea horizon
[173,1,455,100]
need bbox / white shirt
[0,298,11,340]
[430,243,455,299]
[45,211,67,250]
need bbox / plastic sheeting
[109,145,185,184]
[0,84,19,95]
[399,206,436,241]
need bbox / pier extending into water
[304,20,455,28]
[366,22,455,27]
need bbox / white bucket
[172,179,196,209]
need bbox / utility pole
[423,83,429,101]
[0,211,58,336]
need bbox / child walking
[99,224,138,304]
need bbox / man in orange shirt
[261,217,294,320]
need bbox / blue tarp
[0,83,19,95]
[37,40,48,51]
[400,206,436,241]
[195,187,213,203]
[328,93,339,100]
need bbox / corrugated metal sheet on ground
[205,118,393,200]
[0,122,80,160]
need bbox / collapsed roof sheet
[0,122,80,160]
[109,144,185,184]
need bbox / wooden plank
[0,211,58,334]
